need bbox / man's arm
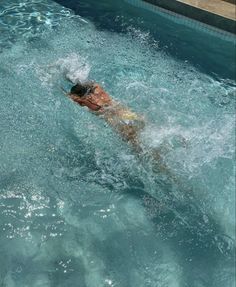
[68,94,85,105]
[68,94,101,111]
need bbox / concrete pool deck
[143,0,236,34]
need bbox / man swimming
[66,81,145,151]
[64,80,189,183]
[63,81,235,259]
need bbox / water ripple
[0,0,74,51]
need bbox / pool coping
[142,0,236,34]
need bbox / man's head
[70,83,88,97]
[70,82,93,97]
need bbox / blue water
[0,0,235,286]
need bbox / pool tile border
[126,0,236,42]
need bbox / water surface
[0,0,235,286]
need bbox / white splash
[55,53,91,84]
[36,53,91,87]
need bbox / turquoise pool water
[0,0,235,286]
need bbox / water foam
[35,53,91,88]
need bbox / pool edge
[142,0,236,35]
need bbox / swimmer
[64,81,188,185]
[63,81,235,258]
[65,81,145,152]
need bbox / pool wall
[128,0,236,34]
[126,0,236,41]
[126,0,236,34]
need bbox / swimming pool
[0,0,235,286]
